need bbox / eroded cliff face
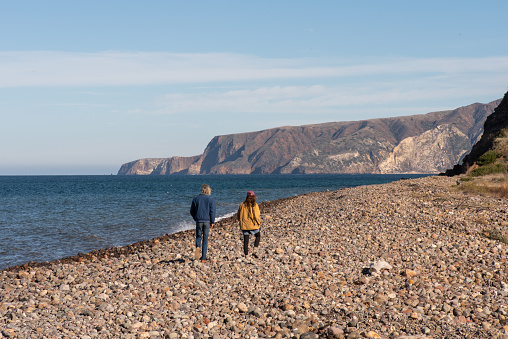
[118,158,166,175]
[379,125,471,174]
[118,99,501,175]
[117,156,201,175]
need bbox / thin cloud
[156,75,504,115]
[0,51,507,87]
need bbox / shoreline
[2,172,411,272]
[1,175,507,338]
[1,194,300,273]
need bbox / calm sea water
[0,174,428,270]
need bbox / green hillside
[457,127,508,197]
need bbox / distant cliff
[118,99,501,175]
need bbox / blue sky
[1,1,507,175]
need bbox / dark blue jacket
[190,194,216,223]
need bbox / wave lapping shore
[1,176,507,338]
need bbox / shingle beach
[1,176,507,339]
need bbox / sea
[0,174,429,270]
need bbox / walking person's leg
[252,231,261,258]
[194,222,203,260]
[243,234,250,256]
[200,222,210,261]
[254,231,260,248]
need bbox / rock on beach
[1,176,508,338]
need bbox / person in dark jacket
[190,184,216,262]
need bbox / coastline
[1,173,424,271]
[1,175,507,338]
[0,194,300,273]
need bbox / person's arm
[210,197,216,225]
[237,204,243,229]
[237,204,241,221]
[254,204,261,226]
[190,199,197,221]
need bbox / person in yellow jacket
[237,191,261,257]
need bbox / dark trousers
[243,231,260,255]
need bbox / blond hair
[201,184,211,195]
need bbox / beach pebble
[1,176,507,338]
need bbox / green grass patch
[457,179,508,198]
[489,182,508,198]
[469,163,507,177]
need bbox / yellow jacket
[237,202,261,231]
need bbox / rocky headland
[2,175,507,338]
[118,100,501,176]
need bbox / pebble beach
[1,175,507,339]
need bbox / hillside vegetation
[457,127,508,198]
[444,89,508,198]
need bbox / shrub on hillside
[476,150,499,166]
[470,163,507,177]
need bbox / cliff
[118,99,501,175]
[117,156,201,175]
[444,91,508,176]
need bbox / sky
[1,1,508,175]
